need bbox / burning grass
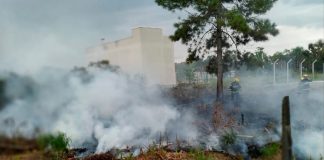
[1,80,322,159]
[135,149,239,160]
[0,134,286,160]
[83,148,240,160]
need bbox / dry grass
[0,151,46,160]
[0,136,38,156]
[136,149,240,160]
[0,135,70,160]
[212,104,238,131]
[0,135,282,160]
[83,152,116,160]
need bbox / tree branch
[192,28,214,55]
[222,31,239,53]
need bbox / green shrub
[260,143,280,157]
[37,132,70,152]
[0,79,7,110]
[220,129,237,146]
[190,150,213,160]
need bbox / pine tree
[156,0,279,101]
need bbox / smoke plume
[0,68,197,152]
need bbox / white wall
[87,27,176,85]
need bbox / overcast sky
[0,0,323,73]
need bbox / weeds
[123,153,135,160]
[220,129,237,146]
[213,105,237,130]
[260,142,280,157]
[189,150,213,160]
[36,132,70,160]
[37,132,70,153]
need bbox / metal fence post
[287,59,292,83]
[312,60,318,80]
[273,59,279,84]
[300,59,306,79]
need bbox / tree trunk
[216,21,223,102]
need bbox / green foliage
[176,60,212,83]
[260,142,280,157]
[206,50,242,75]
[123,154,135,160]
[0,79,7,110]
[155,0,278,60]
[226,10,249,33]
[37,132,70,152]
[309,40,324,59]
[240,39,324,74]
[189,150,213,160]
[243,47,269,71]
[156,0,278,98]
[220,129,237,146]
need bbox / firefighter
[301,74,311,83]
[299,74,312,95]
[229,77,243,125]
[229,77,241,107]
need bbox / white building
[86,27,176,85]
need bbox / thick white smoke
[1,66,323,158]
[0,68,197,152]
[238,70,324,159]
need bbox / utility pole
[273,59,279,84]
[300,59,306,79]
[312,60,318,80]
[286,59,292,83]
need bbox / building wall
[86,27,176,85]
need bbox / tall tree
[243,47,270,71]
[156,0,279,101]
[287,47,309,71]
[308,40,324,72]
[206,50,242,74]
[308,39,324,59]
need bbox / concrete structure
[86,27,176,85]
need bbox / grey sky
[241,0,323,54]
[0,0,323,72]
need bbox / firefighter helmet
[234,77,240,82]
[301,74,309,80]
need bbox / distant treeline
[176,39,324,78]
